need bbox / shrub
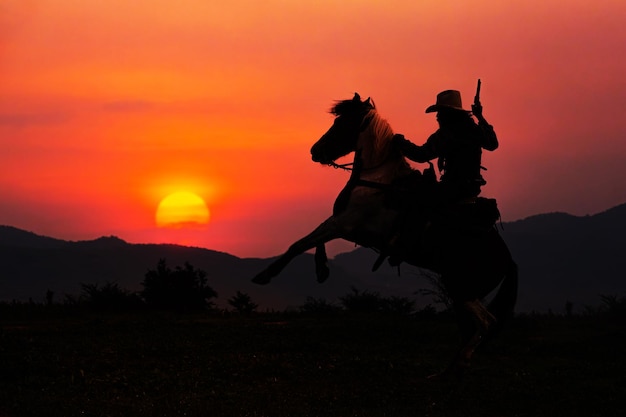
[141,259,217,312]
[81,281,142,311]
[339,287,386,313]
[299,297,342,315]
[382,296,416,315]
[228,291,258,315]
[599,294,626,319]
[416,270,452,311]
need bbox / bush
[340,287,384,313]
[599,294,626,319]
[382,296,416,315]
[338,287,417,316]
[228,291,258,315]
[416,271,452,311]
[80,282,143,311]
[299,297,342,316]
[141,259,217,312]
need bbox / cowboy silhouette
[393,89,498,203]
[381,88,499,267]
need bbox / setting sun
[155,192,210,228]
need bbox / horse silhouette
[253,93,518,377]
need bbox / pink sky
[1,0,625,257]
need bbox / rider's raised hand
[471,102,484,120]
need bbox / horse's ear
[353,92,361,102]
[364,97,371,106]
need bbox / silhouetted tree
[141,259,217,312]
[227,291,258,315]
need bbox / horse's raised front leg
[252,217,340,285]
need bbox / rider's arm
[478,122,498,151]
[392,133,437,163]
[473,102,498,151]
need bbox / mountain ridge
[1,202,625,312]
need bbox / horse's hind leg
[252,218,340,285]
[314,244,330,283]
[439,299,496,378]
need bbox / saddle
[373,194,501,271]
[434,197,501,234]
[387,164,500,235]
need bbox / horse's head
[311,93,375,165]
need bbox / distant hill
[0,225,421,311]
[1,202,625,312]
[498,203,626,312]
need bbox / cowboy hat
[425,90,469,113]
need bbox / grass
[1,312,625,417]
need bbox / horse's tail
[487,259,518,333]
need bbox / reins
[330,147,394,191]
[327,158,388,173]
[328,161,354,171]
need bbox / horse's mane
[363,109,394,153]
[329,98,365,116]
[329,98,393,149]
[330,96,411,176]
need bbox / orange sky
[1,0,625,257]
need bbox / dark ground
[1,311,624,417]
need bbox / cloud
[0,98,156,130]
[102,100,154,113]
[0,112,70,127]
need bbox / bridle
[324,113,386,173]
[324,112,395,190]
